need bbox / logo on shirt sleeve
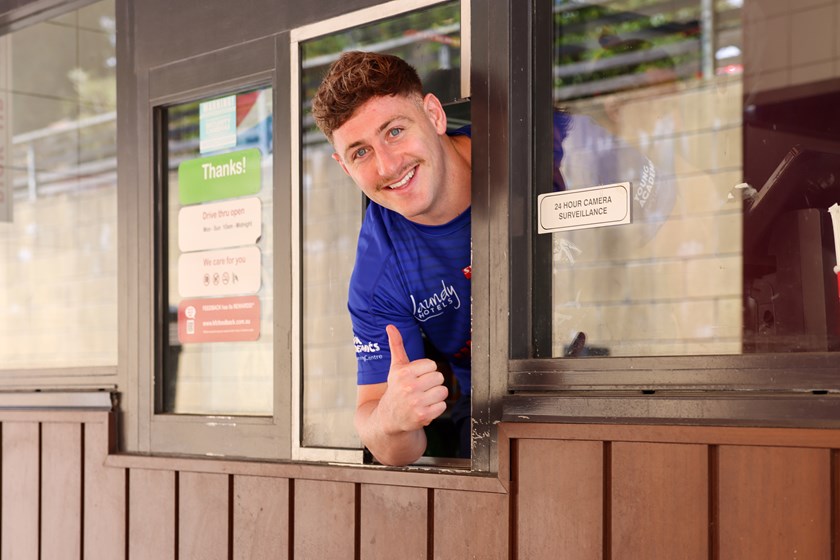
[354,336,381,353]
[353,336,383,362]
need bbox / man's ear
[423,93,448,135]
[331,152,350,176]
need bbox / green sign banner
[178,148,261,205]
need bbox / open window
[509,0,840,421]
[291,0,471,463]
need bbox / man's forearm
[355,400,427,466]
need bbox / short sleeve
[347,220,424,385]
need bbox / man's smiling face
[331,92,453,226]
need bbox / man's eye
[353,147,368,159]
[388,127,403,138]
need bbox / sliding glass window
[294,0,465,458]
[158,88,274,416]
[0,1,116,373]
[513,0,840,392]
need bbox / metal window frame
[129,36,293,460]
[289,0,474,465]
[0,0,120,390]
[506,0,840,427]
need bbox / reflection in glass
[160,88,273,415]
[299,2,462,448]
[0,0,117,368]
[547,0,840,358]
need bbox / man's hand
[354,324,448,465]
[376,324,449,434]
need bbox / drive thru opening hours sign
[537,182,631,234]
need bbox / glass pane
[160,88,273,415]
[0,0,117,369]
[543,0,840,358]
[299,2,462,448]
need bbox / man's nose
[375,147,400,178]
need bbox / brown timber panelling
[233,475,289,560]
[41,422,82,560]
[434,488,509,559]
[504,423,840,559]
[7,411,840,559]
[611,442,708,559]
[84,419,125,560]
[129,468,176,560]
[360,484,427,559]
[293,479,355,559]
[515,439,603,560]
[717,445,831,559]
[2,422,39,560]
[179,471,229,560]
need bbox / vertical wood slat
[179,472,229,560]
[360,484,427,560]
[129,468,176,560]
[84,420,126,560]
[515,439,603,560]
[294,479,355,560]
[41,423,82,560]
[718,446,831,559]
[611,442,709,559]
[233,475,289,560]
[1,422,40,560]
[434,489,508,560]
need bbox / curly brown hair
[311,51,423,142]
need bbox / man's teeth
[388,168,415,189]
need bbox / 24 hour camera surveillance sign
[538,182,632,234]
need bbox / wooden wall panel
[718,446,831,559]
[179,472,229,560]
[360,484,427,560]
[129,468,176,560]
[2,422,40,560]
[84,420,126,560]
[515,439,602,560]
[233,475,289,560]
[294,479,355,559]
[41,423,82,560]
[434,489,508,560]
[611,442,708,559]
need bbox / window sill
[105,452,507,493]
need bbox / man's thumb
[386,324,410,367]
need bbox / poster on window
[0,36,12,223]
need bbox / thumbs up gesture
[377,324,449,435]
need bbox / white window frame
[289,0,471,463]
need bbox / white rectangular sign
[538,182,631,234]
[178,196,261,252]
[178,246,261,297]
[0,36,12,223]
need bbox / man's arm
[354,324,448,466]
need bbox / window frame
[0,0,120,389]
[132,36,293,459]
[505,0,840,427]
[289,0,486,466]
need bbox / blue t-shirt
[348,184,472,395]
